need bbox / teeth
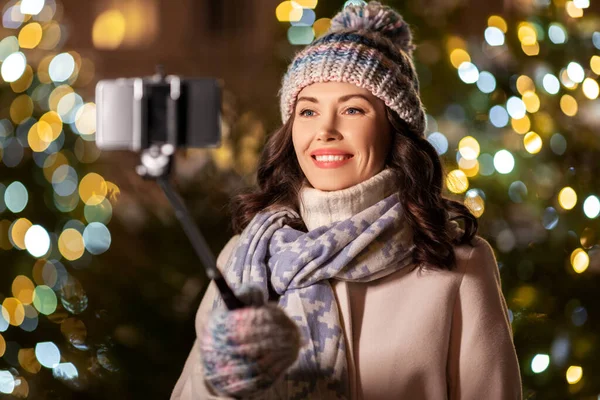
[314,155,351,162]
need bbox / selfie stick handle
[155,176,245,310]
[132,69,245,310]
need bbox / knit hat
[279,1,426,137]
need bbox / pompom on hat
[279,1,426,137]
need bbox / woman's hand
[200,288,301,397]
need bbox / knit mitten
[200,288,301,397]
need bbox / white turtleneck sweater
[171,170,522,400]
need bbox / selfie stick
[134,72,244,310]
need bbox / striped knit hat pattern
[279,1,426,137]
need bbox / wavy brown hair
[230,108,478,271]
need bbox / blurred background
[0,0,599,398]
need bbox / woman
[172,2,522,399]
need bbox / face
[291,82,392,191]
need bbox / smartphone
[95,76,222,151]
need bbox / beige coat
[172,171,522,399]
[171,233,522,399]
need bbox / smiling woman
[172,2,522,399]
[292,82,391,191]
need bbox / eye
[345,107,364,115]
[299,109,316,117]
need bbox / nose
[315,118,342,142]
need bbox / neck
[298,169,399,231]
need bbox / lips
[309,150,354,169]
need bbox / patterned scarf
[214,171,415,399]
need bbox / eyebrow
[296,94,373,105]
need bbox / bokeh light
[518,22,537,45]
[510,115,531,135]
[560,95,578,116]
[92,10,126,49]
[476,71,496,93]
[4,181,28,213]
[58,228,85,261]
[12,276,34,305]
[3,297,25,326]
[32,285,57,315]
[487,15,507,32]
[3,5,26,29]
[9,218,32,250]
[484,27,505,46]
[516,75,535,95]
[10,94,33,124]
[38,21,61,50]
[566,62,585,83]
[464,189,485,217]
[287,26,314,45]
[458,136,480,160]
[550,133,567,155]
[276,1,303,22]
[24,225,50,258]
[0,37,19,62]
[458,157,479,177]
[28,121,54,152]
[583,195,600,218]
[35,342,60,368]
[53,362,78,381]
[1,52,26,82]
[10,64,33,93]
[522,91,540,113]
[52,165,78,196]
[312,18,331,38]
[83,222,111,255]
[571,248,589,273]
[542,74,560,94]
[74,103,96,135]
[489,105,509,127]
[18,347,41,374]
[506,97,527,119]
[291,8,315,27]
[450,48,470,69]
[493,150,515,174]
[548,23,567,44]
[542,207,559,230]
[532,354,550,373]
[566,1,583,18]
[49,52,75,82]
[458,62,479,84]
[478,154,495,176]
[573,0,589,7]
[446,169,469,194]
[18,22,42,48]
[20,0,46,15]
[0,370,15,394]
[524,131,542,154]
[509,181,528,203]
[582,78,599,100]
[427,132,448,155]
[591,56,600,75]
[560,68,577,89]
[558,187,577,210]
[566,365,583,384]
[79,173,107,205]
